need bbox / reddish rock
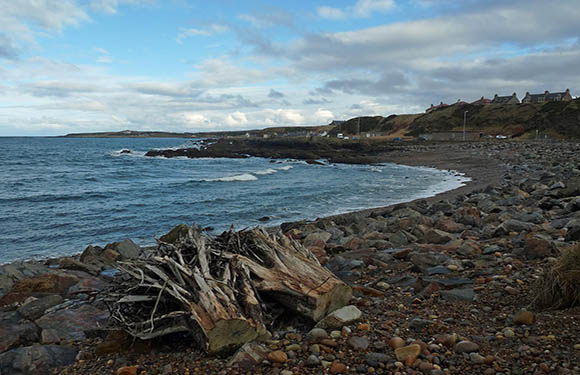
[0,273,79,306]
[116,366,138,375]
[267,350,287,363]
[330,361,347,374]
[513,310,535,325]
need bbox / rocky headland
[1,140,579,375]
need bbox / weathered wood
[111,225,351,354]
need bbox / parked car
[496,135,507,139]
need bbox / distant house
[491,93,520,104]
[522,89,573,103]
[471,96,492,105]
[426,101,449,113]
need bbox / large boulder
[423,229,454,244]
[0,345,77,375]
[35,304,110,342]
[0,273,79,307]
[0,311,39,354]
[105,239,142,260]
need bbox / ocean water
[0,137,469,264]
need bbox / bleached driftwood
[111,226,351,354]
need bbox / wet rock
[0,311,40,354]
[0,345,77,375]
[58,257,101,275]
[316,305,362,329]
[105,239,142,260]
[227,343,269,368]
[36,304,110,341]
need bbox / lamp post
[463,110,468,141]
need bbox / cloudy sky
[0,0,579,136]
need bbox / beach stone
[410,252,450,272]
[307,328,328,342]
[470,352,486,364]
[315,305,362,329]
[159,224,190,244]
[305,354,321,367]
[395,344,421,363]
[36,304,110,341]
[366,352,389,363]
[347,336,370,350]
[523,237,553,259]
[389,336,405,349]
[0,311,40,354]
[267,350,287,363]
[17,294,63,320]
[330,361,346,374]
[424,229,454,244]
[303,231,332,248]
[455,340,479,353]
[105,239,141,260]
[58,257,100,275]
[409,318,434,331]
[117,366,138,375]
[565,223,580,241]
[0,272,80,306]
[435,333,457,348]
[227,342,268,368]
[440,287,475,302]
[513,310,535,325]
[0,345,77,375]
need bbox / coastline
[2,140,580,375]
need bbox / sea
[0,137,470,264]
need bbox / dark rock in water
[120,149,132,154]
[0,345,77,375]
[105,239,141,260]
[305,159,327,166]
[258,216,271,222]
[0,311,40,354]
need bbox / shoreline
[2,140,580,375]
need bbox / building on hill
[426,101,449,113]
[491,93,520,104]
[522,89,572,103]
[471,96,492,105]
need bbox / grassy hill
[328,98,580,140]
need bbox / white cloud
[176,24,228,44]
[181,112,210,127]
[314,109,334,123]
[225,111,249,126]
[318,0,395,19]
[317,7,346,20]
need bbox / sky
[0,0,579,136]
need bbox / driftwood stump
[111,226,351,354]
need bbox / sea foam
[205,173,258,182]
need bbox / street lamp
[463,110,468,141]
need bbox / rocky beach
[1,140,580,375]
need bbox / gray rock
[0,311,40,354]
[106,239,141,260]
[315,305,362,329]
[347,336,370,350]
[423,229,454,244]
[305,354,321,367]
[17,295,63,321]
[455,340,479,353]
[365,352,390,363]
[409,318,434,331]
[410,252,450,272]
[226,342,269,369]
[440,288,475,302]
[0,345,77,375]
[35,304,109,341]
[306,328,328,342]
